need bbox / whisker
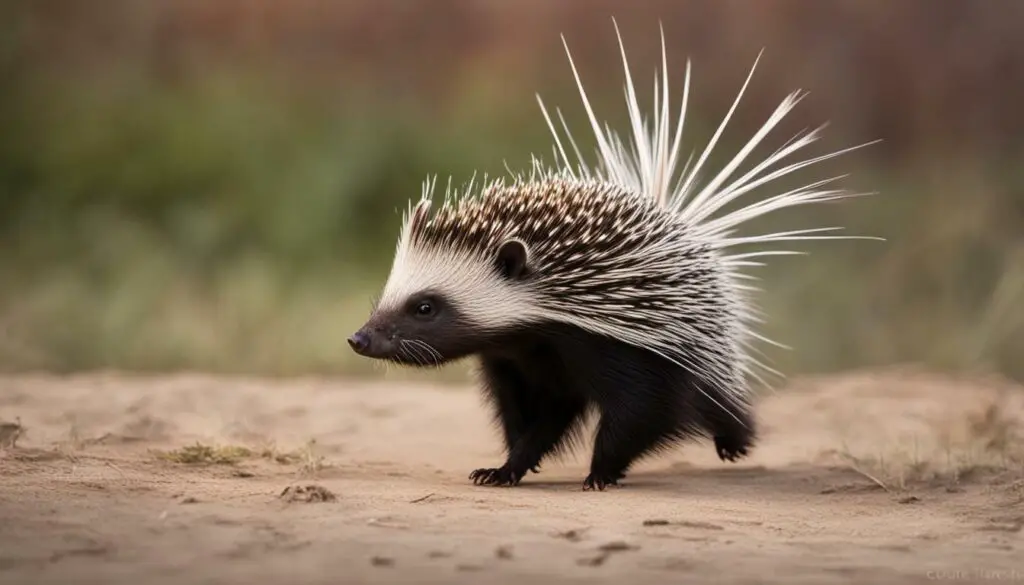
[400,339,427,366]
[418,340,444,365]
[409,339,443,368]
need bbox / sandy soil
[1,366,1023,585]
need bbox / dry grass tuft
[250,439,304,465]
[154,443,255,465]
[966,404,1024,466]
[0,416,23,449]
[829,398,1024,492]
[152,438,329,472]
[295,439,327,477]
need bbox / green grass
[1,71,1021,384]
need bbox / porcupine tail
[535,19,881,388]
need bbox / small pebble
[577,553,610,567]
[456,564,482,572]
[598,540,636,552]
[554,529,585,542]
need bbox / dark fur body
[468,321,756,490]
[351,218,757,490]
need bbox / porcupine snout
[346,331,371,353]
[347,325,397,359]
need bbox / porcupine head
[348,22,875,385]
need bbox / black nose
[348,331,370,354]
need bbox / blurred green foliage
[1,0,1022,383]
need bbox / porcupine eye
[405,294,442,321]
[495,238,530,281]
[414,300,434,318]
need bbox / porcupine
[347,23,874,491]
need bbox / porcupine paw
[469,465,523,487]
[713,435,750,463]
[582,470,624,491]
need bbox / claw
[582,473,620,491]
[714,437,749,463]
[468,466,522,487]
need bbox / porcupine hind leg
[470,354,587,487]
[699,391,757,463]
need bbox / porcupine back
[402,173,744,412]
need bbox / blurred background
[1,0,1021,383]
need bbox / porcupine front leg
[581,348,685,491]
[471,356,587,487]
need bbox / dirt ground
[1,366,1023,585]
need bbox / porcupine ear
[495,238,531,281]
